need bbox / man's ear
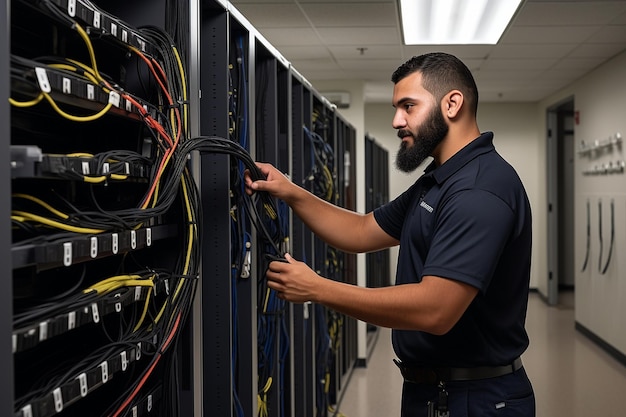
[442,90,464,119]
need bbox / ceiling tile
[232,4,308,27]
[514,2,626,26]
[502,25,603,44]
[300,3,397,27]
[317,27,400,45]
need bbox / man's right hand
[244,162,294,201]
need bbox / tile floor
[336,291,626,417]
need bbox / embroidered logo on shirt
[419,200,433,213]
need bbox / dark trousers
[401,367,535,417]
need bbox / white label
[122,30,128,43]
[90,236,98,258]
[130,230,137,249]
[87,84,95,100]
[109,91,121,107]
[100,361,109,383]
[77,373,88,397]
[63,242,72,266]
[39,321,48,342]
[136,342,142,360]
[146,228,152,246]
[68,311,76,330]
[35,68,51,93]
[112,233,119,254]
[121,351,128,371]
[91,303,100,323]
[53,388,63,412]
[21,405,32,417]
[111,23,118,37]
[62,77,71,94]
[93,11,101,28]
[81,161,90,175]
[148,394,153,411]
[67,0,76,17]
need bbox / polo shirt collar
[423,131,495,185]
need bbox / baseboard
[575,321,626,367]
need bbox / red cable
[109,312,182,417]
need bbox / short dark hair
[391,52,479,116]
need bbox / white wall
[538,50,626,354]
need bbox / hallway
[337,291,626,416]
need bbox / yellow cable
[11,210,104,234]
[43,92,112,122]
[72,23,107,86]
[85,274,143,290]
[133,286,153,332]
[9,94,44,108]
[173,46,189,138]
[66,152,94,158]
[87,279,153,295]
[12,194,69,219]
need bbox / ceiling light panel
[399,0,524,45]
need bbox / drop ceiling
[229,0,626,103]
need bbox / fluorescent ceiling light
[398,0,523,45]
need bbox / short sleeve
[422,189,515,293]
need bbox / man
[245,52,535,416]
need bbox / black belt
[394,357,523,385]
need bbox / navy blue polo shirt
[373,132,532,368]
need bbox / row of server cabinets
[2,1,360,416]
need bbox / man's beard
[395,106,449,173]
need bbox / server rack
[365,135,390,289]
[10,2,199,417]
[5,1,360,416]
[1,0,13,415]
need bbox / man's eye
[405,104,414,111]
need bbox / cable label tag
[87,84,95,101]
[121,351,128,371]
[77,373,88,397]
[39,321,48,342]
[91,303,100,323]
[130,230,137,249]
[108,91,121,107]
[62,77,71,94]
[100,361,109,384]
[68,311,76,330]
[90,236,98,258]
[112,233,119,254]
[93,11,101,28]
[35,67,51,93]
[63,242,72,267]
[21,405,32,417]
[67,0,76,17]
[53,387,63,412]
